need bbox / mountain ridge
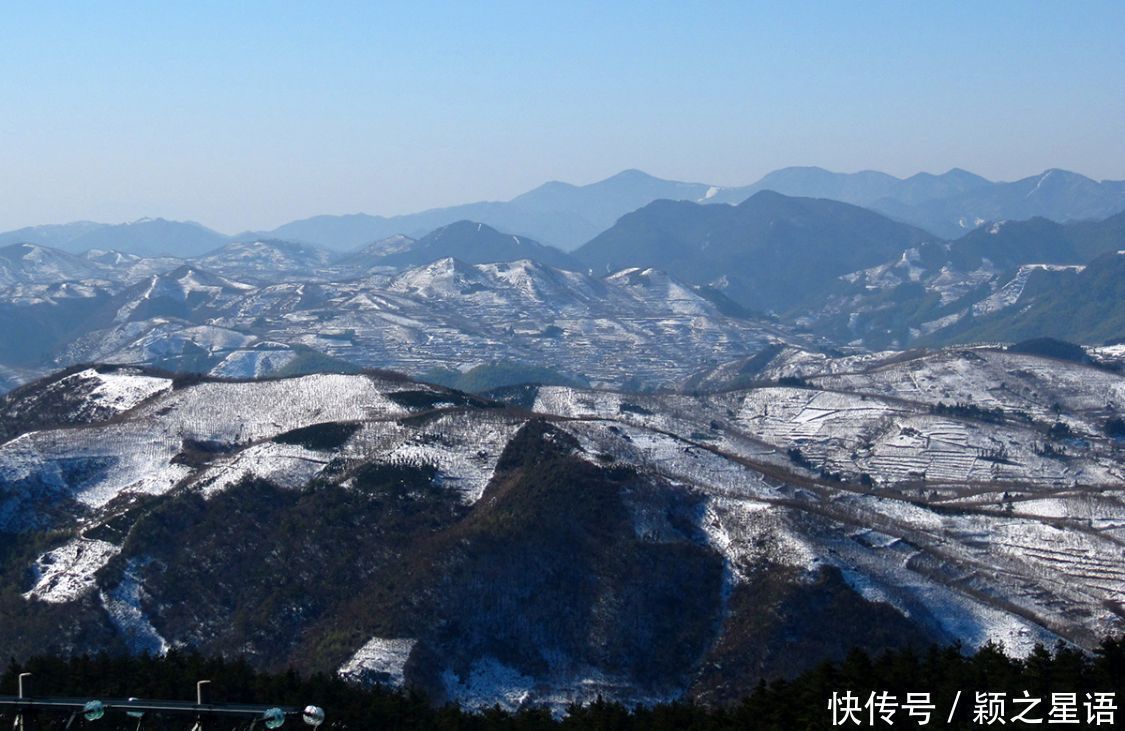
[7,166,1122,255]
[375,220,582,271]
[573,190,935,311]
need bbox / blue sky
[1,1,1122,232]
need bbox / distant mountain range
[252,167,1124,250]
[0,238,788,389]
[0,242,103,287]
[1,185,1123,390]
[731,167,1125,239]
[574,190,933,311]
[0,218,229,257]
[228,166,1125,249]
[241,169,716,251]
[3,167,1122,256]
[800,210,1125,348]
[192,239,337,284]
[374,220,581,271]
[717,166,994,208]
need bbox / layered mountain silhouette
[795,208,1125,348]
[0,218,228,257]
[574,191,933,311]
[374,221,582,271]
[943,210,1125,271]
[717,167,1125,238]
[0,221,108,249]
[710,166,993,208]
[2,202,1123,366]
[192,239,336,283]
[248,170,715,251]
[5,167,1123,256]
[253,167,1124,251]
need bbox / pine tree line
[1,638,1122,729]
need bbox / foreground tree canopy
[2,639,1123,730]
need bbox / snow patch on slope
[100,558,168,655]
[442,658,536,712]
[339,637,416,687]
[23,538,121,603]
[194,442,333,498]
[0,425,193,515]
[79,369,173,413]
[378,413,525,503]
[137,374,407,443]
[700,496,816,580]
[209,348,299,378]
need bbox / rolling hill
[573,191,934,311]
[2,347,1123,708]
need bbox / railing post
[14,674,34,731]
[190,680,211,731]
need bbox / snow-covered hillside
[2,349,1123,710]
[4,256,787,391]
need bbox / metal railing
[0,674,325,730]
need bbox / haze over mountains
[375,221,580,271]
[804,210,1125,348]
[1,174,1124,395]
[0,218,230,258]
[4,166,1123,255]
[247,166,1125,249]
[573,190,933,311]
[717,167,1125,238]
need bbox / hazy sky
[2,1,1122,233]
